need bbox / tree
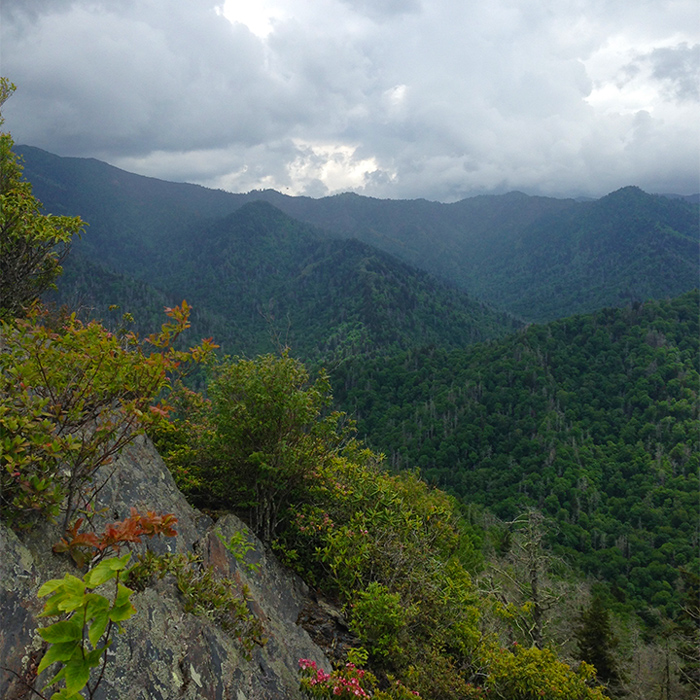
[575,594,623,694]
[0,78,85,320]
[483,509,568,649]
[201,351,350,544]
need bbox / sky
[1,0,698,202]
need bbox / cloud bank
[1,0,698,200]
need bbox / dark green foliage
[19,145,698,333]
[454,187,700,321]
[331,291,700,612]
[575,595,622,693]
[43,252,236,360]
[167,202,519,361]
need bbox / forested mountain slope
[250,187,699,322]
[19,146,698,323]
[331,290,700,613]
[471,186,700,320]
[16,145,239,277]
[48,199,521,359]
[150,201,521,359]
[45,254,238,353]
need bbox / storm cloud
[1,0,698,200]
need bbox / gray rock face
[0,435,329,700]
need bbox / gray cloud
[649,43,700,101]
[620,42,700,102]
[1,0,698,200]
[338,0,422,20]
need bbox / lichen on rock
[0,436,329,700]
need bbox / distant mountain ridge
[18,145,699,327]
[37,170,522,360]
[178,202,522,359]
[245,186,698,321]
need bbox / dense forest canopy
[331,291,700,616]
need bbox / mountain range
[17,145,700,604]
[19,145,699,359]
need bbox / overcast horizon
[1,0,698,203]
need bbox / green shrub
[349,582,415,666]
[0,303,215,530]
[158,351,351,544]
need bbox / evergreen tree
[575,594,622,694]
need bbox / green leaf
[37,640,81,674]
[40,592,70,618]
[60,574,86,598]
[109,599,137,623]
[84,646,107,666]
[114,582,134,607]
[38,578,67,598]
[84,592,110,621]
[88,610,110,647]
[50,689,83,700]
[64,657,91,695]
[83,559,119,588]
[38,619,83,644]
[57,593,86,614]
[110,552,133,571]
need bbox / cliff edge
[0,435,330,700]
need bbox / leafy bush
[283,456,487,691]
[349,582,414,664]
[0,80,85,321]
[0,303,215,530]
[153,351,350,544]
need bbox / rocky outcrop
[0,435,329,700]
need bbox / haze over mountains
[19,145,699,360]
